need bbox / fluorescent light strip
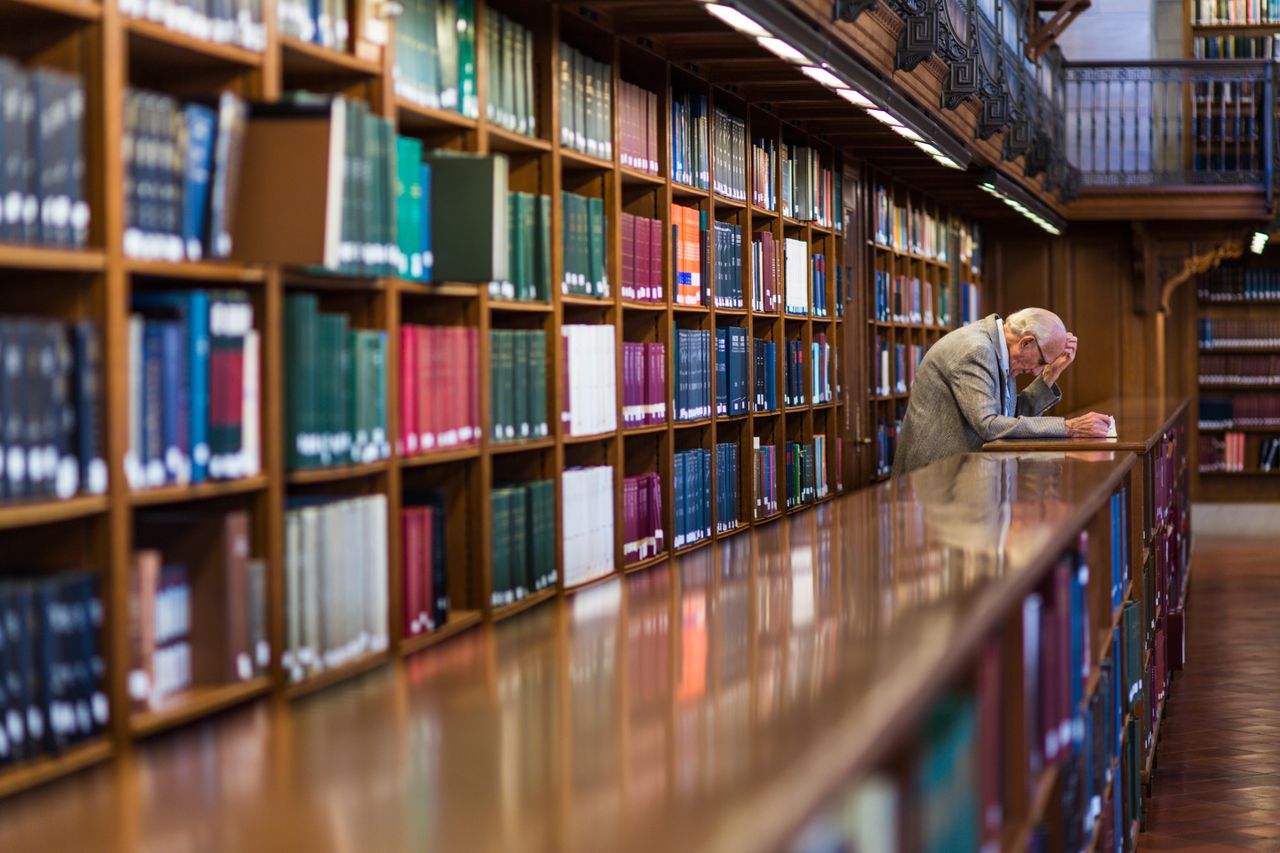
[981,179,1061,235]
[836,88,875,108]
[705,4,772,38]
[758,36,808,63]
[800,65,846,89]
[891,125,924,142]
[864,108,902,127]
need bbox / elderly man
[892,308,1112,476]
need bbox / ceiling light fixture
[865,108,903,127]
[1251,230,1269,254]
[836,88,875,108]
[757,36,808,63]
[891,125,924,142]
[800,65,846,89]
[705,4,772,38]
[976,168,1066,236]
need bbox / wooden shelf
[1198,298,1280,305]
[0,738,112,801]
[1197,424,1280,432]
[751,205,779,219]
[674,418,712,429]
[1199,346,1280,353]
[125,17,264,69]
[282,269,385,290]
[400,446,481,468]
[671,182,709,198]
[0,244,105,272]
[130,475,268,506]
[621,167,663,186]
[284,650,389,700]
[1198,469,1280,476]
[280,35,381,78]
[559,147,613,171]
[562,293,613,307]
[396,98,478,131]
[490,438,554,455]
[489,299,553,313]
[713,193,746,209]
[487,125,552,155]
[397,280,479,298]
[0,0,99,23]
[398,609,484,656]
[286,460,390,486]
[623,552,670,573]
[621,300,666,311]
[563,431,616,445]
[672,302,710,313]
[492,587,557,622]
[0,494,109,531]
[125,258,265,283]
[1197,382,1280,390]
[623,423,668,436]
[715,305,748,316]
[130,677,271,738]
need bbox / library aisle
[1138,537,1280,851]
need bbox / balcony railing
[1063,60,1274,196]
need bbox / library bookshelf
[0,0,857,798]
[863,169,985,482]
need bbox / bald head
[1004,307,1068,376]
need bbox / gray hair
[1005,308,1064,343]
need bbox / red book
[648,342,665,425]
[621,212,634,300]
[416,326,433,452]
[643,216,657,303]
[403,507,423,636]
[424,504,440,630]
[401,326,417,456]
[623,475,637,564]
[646,89,658,174]
[468,326,481,444]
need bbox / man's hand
[1066,412,1112,438]
[1042,332,1078,386]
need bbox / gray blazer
[891,314,1066,476]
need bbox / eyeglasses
[1029,337,1049,367]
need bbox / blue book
[160,322,184,482]
[674,450,686,547]
[181,104,217,261]
[133,291,210,482]
[142,322,165,485]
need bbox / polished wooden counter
[0,452,1135,853]
[982,395,1189,453]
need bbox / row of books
[559,43,612,162]
[1198,354,1280,385]
[1198,431,1250,472]
[673,203,708,307]
[623,472,664,566]
[753,439,778,517]
[0,571,106,767]
[958,221,982,273]
[785,439,821,507]
[283,495,390,683]
[122,90,244,263]
[875,414,901,477]
[619,80,660,176]
[392,0,477,117]
[1196,395,1280,428]
[1197,266,1280,301]
[754,339,778,412]
[0,63,88,250]
[811,335,833,404]
[490,479,557,605]
[782,145,838,230]
[127,291,259,489]
[402,496,449,638]
[874,272,941,326]
[491,329,549,442]
[715,442,742,533]
[1194,34,1280,58]
[672,86,709,190]
[497,191,552,301]
[752,231,780,313]
[674,448,712,548]
[711,107,747,202]
[485,10,537,138]
[0,318,103,503]
[122,0,266,50]
[563,324,617,437]
[715,328,751,417]
[562,191,609,298]
[784,237,809,315]
[128,511,266,710]
[563,466,614,587]
[872,186,949,261]
[284,294,390,472]
[674,328,713,421]
[784,340,807,407]
[810,254,831,318]
[399,325,478,456]
[873,337,926,396]
[1190,0,1280,24]
[752,137,778,211]
[620,212,664,303]
[1198,318,1280,348]
[277,0,352,51]
[621,342,667,428]
[713,221,744,309]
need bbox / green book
[501,13,517,133]
[510,485,527,598]
[530,330,547,436]
[523,27,536,137]
[370,331,388,459]
[505,191,522,300]
[435,0,458,111]
[395,136,422,280]
[422,0,440,106]
[587,195,605,297]
[536,194,551,301]
[424,152,509,282]
[485,10,501,125]
[520,191,536,300]
[490,488,508,606]
[457,0,477,118]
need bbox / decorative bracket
[896,7,937,72]
[943,55,979,109]
[835,0,882,23]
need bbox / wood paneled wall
[991,224,1166,414]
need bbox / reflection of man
[892,309,1111,476]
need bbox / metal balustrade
[1063,60,1274,196]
